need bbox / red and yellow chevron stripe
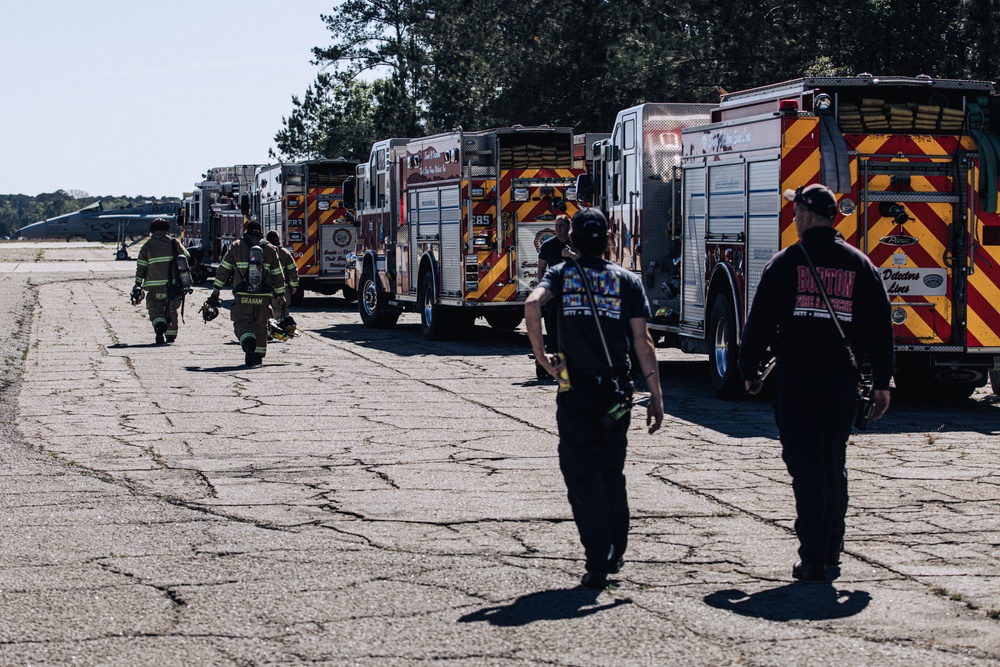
[778,117,1000,350]
[292,186,346,276]
[968,159,1000,348]
[464,168,583,304]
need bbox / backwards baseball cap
[149,218,170,232]
[244,219,262,234]
[783,183,837,219]
[570,208,609,255]
[266,231,280,245]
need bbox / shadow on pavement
[662,358,1000,437]
[458,587,629,626]
[311,321,530,358]
[704,583,871,621]
[183,364,274,373]
[107,342,174,349]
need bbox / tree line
[0,192,180,239]
[273,0,1000,161]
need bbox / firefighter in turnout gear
[266,230,299,326]
[133,218,191,344]
[208,219,285,366]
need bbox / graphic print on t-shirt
[562,265,622,319]
[794,265,856,322]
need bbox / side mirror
[576,174,595,202]
[342,179,356,209]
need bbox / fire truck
[581,75,1000,399]
[345,126,585,339]
[181,165,259,282]
[253,159,359,304]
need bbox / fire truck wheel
[708,294,742,399]
[420,274,450,340]
[484,311,523,331]
[992,370,1000,395]
[291,288,305,307]
[359,265,399,329]
[341,286,357,303]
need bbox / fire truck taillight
[513,188,530,202]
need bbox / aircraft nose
[17,220,47,239]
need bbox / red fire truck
[253,159,359,303]
[345,126,586,339]
[581,75,1000,399]
[181,165,259,282]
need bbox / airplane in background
[17,201,180,259]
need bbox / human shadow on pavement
[458,587,629,626]
[183,364,283,373]
[704,583,870,621]
[107,342,176,349]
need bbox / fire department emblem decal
[333,229,352,247]
[534,229,555,252]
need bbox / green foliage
[275,0,1000,158]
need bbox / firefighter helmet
[199,300,219,322]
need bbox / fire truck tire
[341,286,358,303]
[359,266,399,329]
[484,311,523,331]
[992,370,1000,395]
[420,274,452,340]
[291,288,305,307]
[708,294,742,399]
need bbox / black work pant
[776,370,856,566]
[543,303,558,353]
[556,370,633,573]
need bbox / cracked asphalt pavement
[2,243,1000,665]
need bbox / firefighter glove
[130,285,144,306]
[207,290,221,308]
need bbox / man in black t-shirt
[526,208,664,589]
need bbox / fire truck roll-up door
[680,158,780,329]
[681,166,707,330]
[408,185,463,297]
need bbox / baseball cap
[244,219,262,234]
[149,218,170,232]
[571,208,608,240]
[783,183,837,219]
[266,231,280,245]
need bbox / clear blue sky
[0,1,336,198]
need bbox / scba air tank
[175,254,194,293]
[247,245,264,292]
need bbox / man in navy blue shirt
[526,208,663,589]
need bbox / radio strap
[569,259,616,374]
